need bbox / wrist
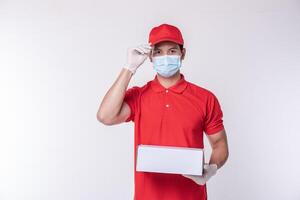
[123,66,135,75]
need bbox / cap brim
[151,38,183,46]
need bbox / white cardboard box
[136,144,204,175]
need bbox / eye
[169,49,179,54]
[153,50,161,55]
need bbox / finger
[143,48,151,55]
[137,46,149,54]
[142,45,152,52]
[203,164,210,170]
[142,44,152,49]
[139,46,150,52]
[139,46,151,54]
[143,47,152,53]
[146,50,152,57]
[138,45,151,53]
[182,174,193,178]
[182,175,191,180]
[134,47,145,54]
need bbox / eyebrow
[153,46,179,51]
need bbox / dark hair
[153,43,184,51]
[179,44,184,51]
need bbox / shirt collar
[150,73,188,94]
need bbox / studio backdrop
[0,0,299,199]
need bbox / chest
[139,91,206,131]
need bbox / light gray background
[0,0,300,199]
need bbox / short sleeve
[203,92,225,135]
[123,86,140,122]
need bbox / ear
[181,48,186,60]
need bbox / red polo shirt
[124,73,224,200]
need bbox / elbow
[224,149,229,163]
[226,147,229,161]
[223,146,229,164]
[96,111,114,126]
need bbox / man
[97,23,229,200]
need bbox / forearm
[97,68,133,121]
[209,141,229,169]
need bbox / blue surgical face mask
[152,55,182,78]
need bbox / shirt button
[166,89,169,93]
[165,104,169,108]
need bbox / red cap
[148,24,184,46]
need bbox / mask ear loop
[148,49,153,62]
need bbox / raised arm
[96,43,152,125]
[96,68,133,125]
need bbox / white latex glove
[124,43,152,75]
[182,164,218,185]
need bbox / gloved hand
[124,43,152,75]
[182,163,218,185]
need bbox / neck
[156,71,181,88]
